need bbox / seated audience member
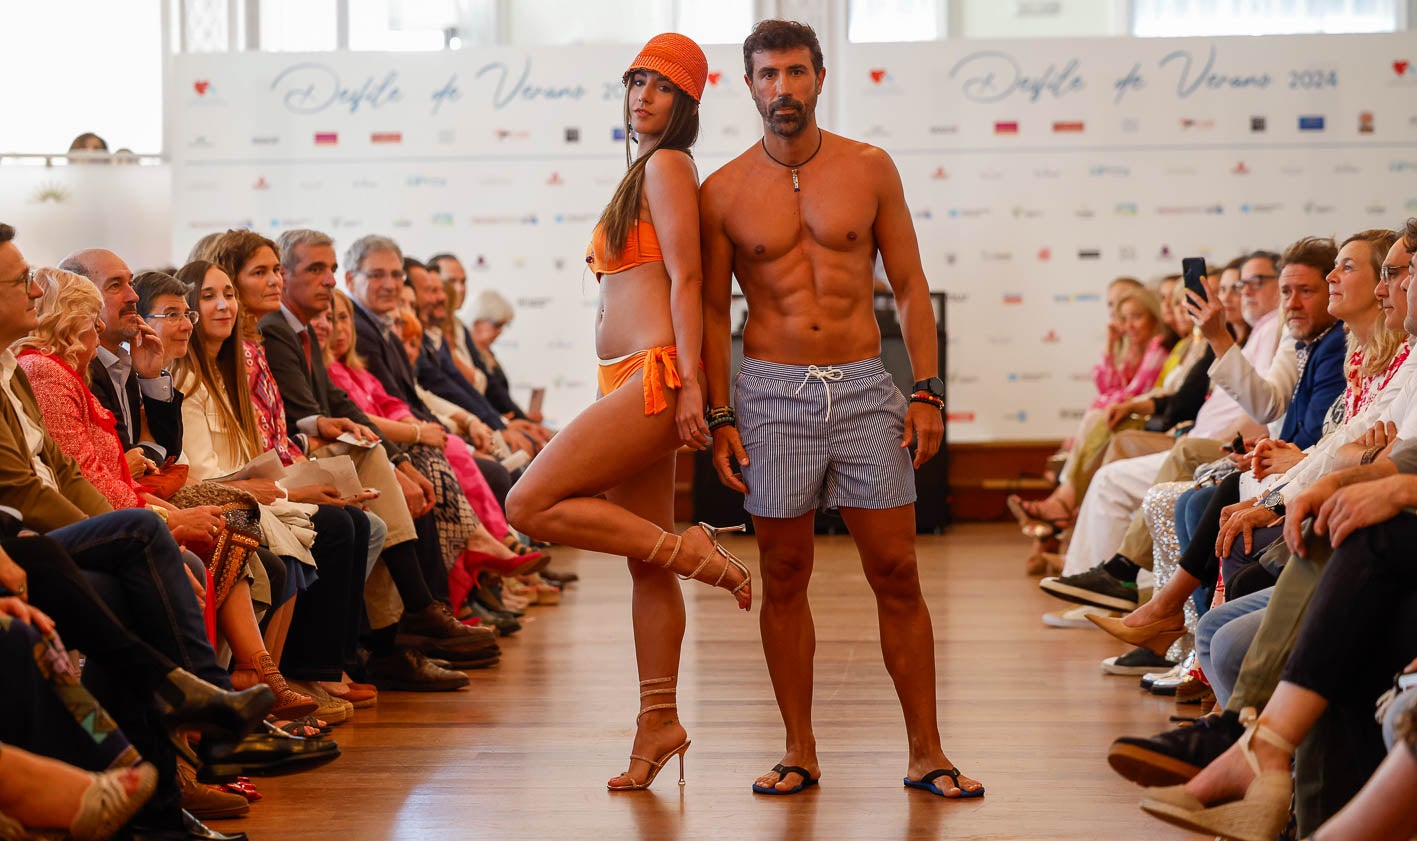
[0,224,285,841]
[427,252,489,393]
[467,288,556,441]
[58,248,183,469]
[1039,248,1294,610]
[1108,220,1417,804]
[1090,232,1394,650]
[252,229,498,683]
[1137,437,1417,838]
[14,268,324,724]
[1009,282,1181,568]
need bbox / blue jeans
[49,509,226,689]
[1196,587,1272,708]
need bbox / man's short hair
[133,270,188,316]
[0,224,13,246]
[1277,238,1337,277]
[1223,256,1247,273]
[1402,217,1417,254]
[402,256,427,287]
[427,253,458,273]
[276,229,335,273]
[742,19,824,76]
[1244,250,1282,271]
[344,235,402,275]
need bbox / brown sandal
[232,652,318,721]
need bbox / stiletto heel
[1140,707,1295,841]
[608,677,692,791]
[647,524,753,611]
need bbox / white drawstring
[794,365,844,421]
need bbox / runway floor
[234,523,1204,840]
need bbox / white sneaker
[1041,605,1120,629]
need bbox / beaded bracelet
[705,405,736,431]
[910,391,944,410]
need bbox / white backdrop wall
[163,33,1417,438]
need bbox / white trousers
[1062,450,1168,576]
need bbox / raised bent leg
[752,512,821,792]
[840,504,983,796]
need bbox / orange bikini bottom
[598,346,681,415]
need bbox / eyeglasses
[145,310,199,325]
[0,267,36,288]
[359,269,405,283]
[1380,265,1410,286]
[1236,274,1277,291]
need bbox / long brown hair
[594,75,700,262]
[209,229,281,343]
[173,260,262,461]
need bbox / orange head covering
[624,33,708,103]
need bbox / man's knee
[759,548,814,596]
[863,553,922,601]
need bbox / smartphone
[1182,257,1208,302]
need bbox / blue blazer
[417,336,506,430]
[1278,324,1347,449]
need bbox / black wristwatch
[1261,487,1286,517]
[912,376,945,398]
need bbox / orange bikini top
[585,217,663,281]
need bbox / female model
[505,33,750,790]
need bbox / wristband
[411,422,422,445]
[707,415,737,432]
[910,392,944,410]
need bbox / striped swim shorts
[735,356,917,519]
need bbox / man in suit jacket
[58,249,183,464]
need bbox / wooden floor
[234,523,1204,840]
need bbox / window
[259,0,338,51]
[676,0,756,44]
[1133,0,1400,36]
[849,0,944,42]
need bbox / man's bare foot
[906,755,984,797]
[753,754,821,793]
[607,714,689,789]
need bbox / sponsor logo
[928,125,959,135]
[1052,120,1084,133]
[1090,165,1130,177]
[1250,115,1267,132]
[914,209,934,220]
[1164,165,1198,176]
[187,136,213,149]
[1010,206,1042,219]
[982,250,1013,262]
[352,178,378,189]
[707,71,723,87]
[1232,161,1250,175]
[1359,111,1375,134]
[1180,117,1214,130]
[495,128,529,141]
[945,411,975,423]
[1393,59,1414,79]
[869,68,889,84]
[945,291,969,303]
[994,120,1019,135]
[612,126,627,141]
[514,296,553,309]
[1158,244,1174,259]
[1002,293,1023,304]
[1007,372,1051,383]
[1406,198,1417,212]
[1119,246,1137,261]
[1003,410,1029,423]
[1033,168,1061,178]
[1304,201,1337,214]
[1156,204,1223,216]
[252,177,270,190]
[546,172,564,185]
[1391,161,1417,172]
[1281,164,1305,175]
[437,129,455,144]
[370,131,401,144]
[1077,248,1101,260]
[1037,247,1052,261]
[1053,293,1072,303]
[1366,203,1389,215]
[564,127,580,143]
[431,213,454,226]
[1121,117,1139,133]
[1334,162,1361,175]
[979,169,1003,180]
[947,208,989,219]
[1075,293,1101,303]
[930,166,948,180]
[391,218,412,228]
[1114,202,1138,216]
[250,136,279,146]
[1298,115,1325,131]
[194,80,211,96]
[552,212,596,223]
[987,336,1012,347]
[1059,408,1085,421]
[1042,330,1060,343]
[314,132,338,145]
[1074,207,1095,219]
[469,214,539,225]
[1240,202,1283,214]
[185,180,219,192]
[945,253,957,265]
[863,125,891,138]
[406,175,447,187]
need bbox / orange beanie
[624,33,708,103]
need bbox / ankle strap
[1238,707,1296,771]
[645,532,668,565]
[639,676,676,699]
[636,702,677,720]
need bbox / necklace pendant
[791,169,800,192]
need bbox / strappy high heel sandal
[607,677,692,792]
[648,523,752,611]
[1006,494,1074,540]
[231,652,319,721]
[1140,707,1295,841]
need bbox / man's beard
[758,94,813,138]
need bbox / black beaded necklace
[760,128,824,192]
